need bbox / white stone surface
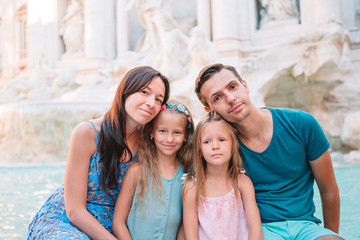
[0,0,359,163]
[341,112,360,150]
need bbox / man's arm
[309,149,340,233]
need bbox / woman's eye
[155,98,162,104]
[141,90,148,95]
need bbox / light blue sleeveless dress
[126,164,184,240]
[27,121,135,239]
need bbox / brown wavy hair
[136,100,194,209]
[195,63,243,108]
[98,66,170,196]
[192,111,243,205]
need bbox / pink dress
[198,189,249,240]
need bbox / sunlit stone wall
[0,0,360,163]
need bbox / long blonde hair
[192,111,243,205]
[136,100,194,209]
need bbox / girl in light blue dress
[27,66,170,239]
[112,100,194,240]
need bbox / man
[195,63,342,240]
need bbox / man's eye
[213,96,221,102]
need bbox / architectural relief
[127,0,190,80]
[258,0,299,28]
[15,4,27,72]
[59,0,84,55]
[0,0,359,163]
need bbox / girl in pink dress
[182,112,262,240]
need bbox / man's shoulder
[268,107,303,115]
[268,107,313,121]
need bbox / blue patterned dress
[27,121,135,239]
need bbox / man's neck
[234,107,273,153]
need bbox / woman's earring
[184,139,187,143]
[150,136,154,140]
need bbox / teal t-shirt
[240,108,330,223]
[126,164,184,240]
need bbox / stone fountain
[0,0,360,164]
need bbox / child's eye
[219,138,227,142]
[174,131,183,135]
[203,140,210,144]
[159,129,166,133]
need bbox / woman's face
[125,76,166,127]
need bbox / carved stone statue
[127,0,190,80]
[259,0,299,28]
[59,0,84,55]
[187,26,216,74]
[127,0,178,55]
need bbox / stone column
[116,0,129,56]
[237,0,256,49]
[27,0,62,68]
[341,0,358,30]
[84,0,115,60]
[1,0,15,79]
[196,0,211,40]
[301,0,341,26]
[211,0,242,65]
[211,0,240,42]
[27,0,42,68]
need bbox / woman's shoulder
[72,118,102,139]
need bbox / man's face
[200,69,251,124]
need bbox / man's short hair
[195,63,243,107]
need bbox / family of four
[27,64,342,240]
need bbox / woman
[27,66,170,239]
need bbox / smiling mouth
[229,103,242,113]
[140,108,152,115]
[163,145,176,149]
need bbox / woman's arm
[238,174,263,240]
[182,179,199,240]
[112,162,140,240]
[64,121,117,240]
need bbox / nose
[146,96,155,108]
[212,140,219,150]
[167,134,174,142]
[225,91,236,104]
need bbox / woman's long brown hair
[98,66,170,196]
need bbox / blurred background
[0,0,359,239]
